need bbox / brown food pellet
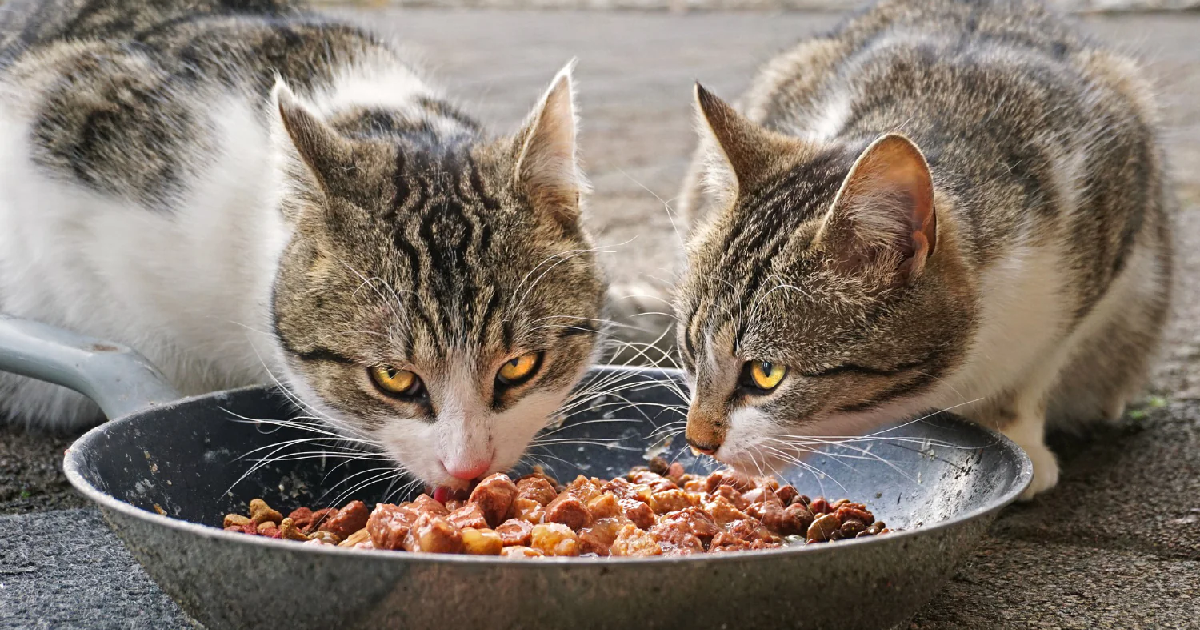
[510,497,546,524]
[287,507,315,531]
[836,504,875,526]
[543,492,591,530]
[405,514,464,554]
[515,477,558,506]
[840,518,866,537]
[319,500,370,540]
[807,513,841,543]
[468,473,518,528]
[447,504,490,531]
[221,467,890,557]
[495,519,534,547]
[366,503,419,551]
[647,456,670,476]
[619,498,655,529]
[412,494,449,517]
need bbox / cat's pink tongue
[430,486,472,504]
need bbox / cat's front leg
[999,402,1060,501]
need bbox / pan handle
[0,315,181,419]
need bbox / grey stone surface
[0,510,195,629]
[2,7,1199,629]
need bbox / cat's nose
[444,459,491,481]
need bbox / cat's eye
[496,352,541,387]
[369,365,424,398]
[741,360,787,393]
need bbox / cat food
[221,462,890,557]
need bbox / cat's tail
[601,282,680,370]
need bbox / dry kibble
[223,514,251,529]
[248,499,283,525]
[279,518,309,542]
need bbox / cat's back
[741,0,1163,272]
[748,0,1153,148]
[0,0,415,209]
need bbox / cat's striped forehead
[276,130,601,371]
[679,148,855,365]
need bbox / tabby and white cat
[674,0,1172,498]
[0,0,606,489]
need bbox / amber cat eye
[496,352,541,386]
[369,365,423,398]
[742,360,787,393]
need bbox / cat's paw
[1017,440,1059,501]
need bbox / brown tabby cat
[674,0,1172,498]
[0,0,606,491]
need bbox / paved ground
[2,7,1199,629]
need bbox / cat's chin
[710,447,811,479]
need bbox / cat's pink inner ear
[514,63,587,224]
[827,133,936,279]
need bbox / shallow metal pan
[0,315,1030,630]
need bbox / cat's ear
[272,78,354,193]
[693,83,793,197]
[818,133,937,283]
[512,61,589,227]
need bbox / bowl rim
[63,366,1033,568]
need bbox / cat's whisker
[314,465,405,506]
[616,167,685,247]
[522,447,577,470]
[764,436,914,481]
[757,443,848,496]
[323,469,407,510]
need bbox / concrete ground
[2,7,1199,629]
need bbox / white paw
[1018,441,1059,501]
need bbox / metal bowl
[0,315,1031,630]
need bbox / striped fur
[674,0,1172,499]
[0,0,605,489]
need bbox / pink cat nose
[444,460,491,481]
